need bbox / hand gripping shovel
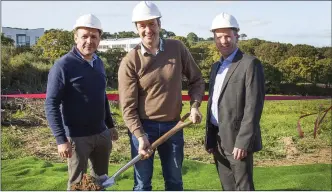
[101,113,193,188]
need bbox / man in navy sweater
[45,14,118,189]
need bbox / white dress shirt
[210,48,239,126]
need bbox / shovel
[101,113,193,188]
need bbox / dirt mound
[255,148,331,167]
[282,136,300,159]
[70,174,103,191]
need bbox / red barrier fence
[1,94,330,101]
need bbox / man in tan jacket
[118,1,205,190]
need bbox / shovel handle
[149,113,192,153]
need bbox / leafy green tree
[254,42,289,65]
[33,29,74,60]
[98,48,127,88]
[322,47,332,59]
[101,31,139,39]
[262,62,282,93]
[159,28,167,38]
[199,43,220,82]
[167,31,176,37]
[187,32,198,43]
[198,37,205,41]
[2,51,52,93]
[190,42,214,81]
[238,41,255,55]
[1,46,14,92]
[315,58,332,87]
[247,38,266,46]
[238,38,266,56]
[1,33,15,46]
[159,28,176,38]
[277,56,314,84]
[206,37,214,41]
[239,33,247,40]
[317,46,332,59]
[117,31,139,38]
[101,32,113,39]
[287,44,318,59]
[169,36,190,49]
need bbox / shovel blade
[101,176,115,188]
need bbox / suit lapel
[218,50,243,97]
[207,62,220,119]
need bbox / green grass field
[1,157,331,190]
[1,99,331,190]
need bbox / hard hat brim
[210,27,240,32]
[73,25,103,34]
[132,16,161,23]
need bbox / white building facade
[1,27,44,47]
[98,37,141,52]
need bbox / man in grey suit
[205,12,265,191]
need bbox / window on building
[16,34,30,46]
[16,34,26,46]
[112,44,126,49]
[35,36,39,44]
[26,36,30,46]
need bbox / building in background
[98,37,141,52]
[1,27,44,47]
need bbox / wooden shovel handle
[149,113,192,152]
[108,113,193,180]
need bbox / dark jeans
[67,129,112,190]
[129,119,184,191]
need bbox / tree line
[1,30,331,95]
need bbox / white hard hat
[210,12,240,32]
[132,1,162,22]
[73,14,103,33]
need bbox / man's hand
[58,142,72,158]
[232,147,247,160]
[137,134,151,160]
[110,128,119,141]
[190,107,202,124]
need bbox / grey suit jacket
[205,49,265,154]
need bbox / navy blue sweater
[45,47,114,145]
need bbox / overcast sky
[2,1,331,47]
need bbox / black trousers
[213,135,255,191]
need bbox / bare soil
[70,174,103,191]
[255,148,331,167]
[255,137,331,167]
